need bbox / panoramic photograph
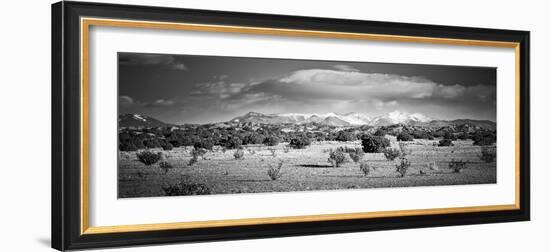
[117,52,497,198]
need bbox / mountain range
[118,111,496,130]
[231,111,432,127]
[118,114,172,128]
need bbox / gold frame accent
[80,17,521,235]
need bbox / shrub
[443,131,458,141]
[234,149,245,160]
[438,139,454,147]
[263,136,280,146]
[479,146,497,163]
[361,134,390,153]
[374,128,387,136]
[119,134,145,151]
[243,133,265,145]
[397,132,414,141]
[359,161,371,176]
[412,130,433,140]
[162,182,211,196]
[347,148,365,163]
[267,161,283,180]
[192,148,207,159]
[225,137,243,150]
[158,161,173,173]
[188,148,206,166]
[161,142,173,151]
[458,132,469,140]
[328,149,348,167]
[136,151,162,165]
[143,139,162,149]
[449,159,467,173]
[383,148,401,161]
[335,131,355,142]
[289,136,311,149]
[188,155,198,166]
[395,158,411,177]
[472,131,496,146]
[268,148,277,157]
[193,139,214,150]
[119,141,139,151]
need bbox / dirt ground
[118,138,496,198]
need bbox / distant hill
[424,119,496,131]
[118,114,171,128]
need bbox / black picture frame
[52,1,530,251]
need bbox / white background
[0,0,546,251]
[90,24,516,227]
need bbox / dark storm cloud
[118,52,496,124]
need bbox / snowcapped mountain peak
[371,110,431,126]
[119,114,170,128]
[231,111,431,126]
[132,114,147,122]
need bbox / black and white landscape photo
[118,52,497,198]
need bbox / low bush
[188,156,198,166]
[162,182,211,196]
[383,148,401,161]
[289,136,311,149]
[193,139,214,150]
[119,138,145,151]
[119,142,139,151]
[267,161,283,180]
[438,139,454,147]
[347,148,365,163]
[359,161,371,176]
[335,131,355,142]
[188,148,206,166]
[234,149,245,160]
[472,131,496,146]
[225,137,243,150]
[479,146,497,163]
[268,148,277,157]
[374,128,387,136]
[328,149,348,167]
[136,151,162,165]
[395,158,411,177]
[397,132,414,141]
[449,159,467,173]
[361,134,390,153]
[161,142,173,151]
[412,130,433,140]
[263,136,280,146]
[192,148,207,159]
[143,139,162,149]
[443,131,458,141]
[243,133,265,145]
[158,161,173,173]
[458,132,469,140]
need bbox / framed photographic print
[52,1,530,251]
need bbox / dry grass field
[118,136,496,198]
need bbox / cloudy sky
[118,52,496,124]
